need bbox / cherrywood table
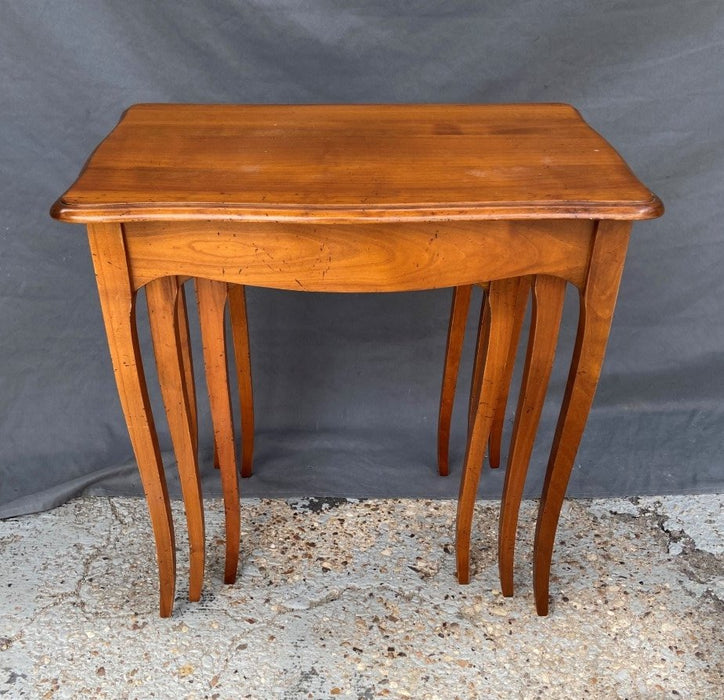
[51,104,662,617]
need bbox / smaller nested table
[51,104,662,617]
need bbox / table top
[51,103,662,224]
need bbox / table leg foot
[533,222,631,615]
[87,223,176,617]
[456,277,523,584]
[498,275,565,597]
[437,285,473,476]
[147,276,206,603]
[229,285,255,479]
[196,278,241,585]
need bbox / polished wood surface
[52,104,662,224]
[122,219,595,292]
[456,277,525,583]
[228,285,255,479]
[437,285,473,476]
[196,278,241,585]
[176,283,199,454]
[488,277,531,469]
[468,292,491,436]
[499,275,565,597]
[52,104,662,616]
[146,275,205,601]
[533,221,632,615]
[444,281,530,477]
[86,223,176,617]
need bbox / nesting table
[51,104,662,616]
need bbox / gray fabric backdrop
[1,1,722,519]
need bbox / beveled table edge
[50,195,664,224]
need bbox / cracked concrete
[0,495,722,698]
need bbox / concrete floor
[1,495,722,699]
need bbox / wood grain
[498,275,566,597]
[53,105,663,617]
[122,219,594,293]
[176,282,198,453]
[488,277,531,469]
[456,277,524,584]
[437,285,473,476]
[196,278,240,585]
[533,222,632,615]
[468,291,491,435]
[440,280,528,476]
[86,223,176,617]
[228,285,255,478]
[146,275,205,602]
[51,104,662,224]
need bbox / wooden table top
[51,103,662,224]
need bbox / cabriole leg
[438,285,473,476]
[488,277,531,469]
[498,275,565,596]
[87,223,176,617]
[456,277,524,583]
[196,278,241,584]
[147,275,205,602]
[533,222,631,615]
[228,285,255,479]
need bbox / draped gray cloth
[1,1,722,518]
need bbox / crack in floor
[593,497,724,606]
[2,495,722,698]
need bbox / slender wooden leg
[179,287,221,471]
[180,277,220,471]
[533,222,631,615]
[437,285,473,476]
[488,277,531,468]
[196,278,241,584]
[456,277,523,583]
[228,285,255,478]
[86,223,176,617]
[176,282,198,453]
[498,275,566,596]
[467,290,490,434]
[147,276,206,602]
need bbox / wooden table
[51,104,662,617]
